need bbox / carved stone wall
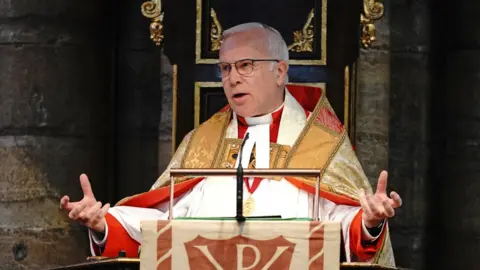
[0,1,113,268]
[355,0,480,269]
[355,4,390,183]
[355,1,431,269]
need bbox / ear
[275,61,288,86]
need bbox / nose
[228,65,242,87]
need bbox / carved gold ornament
[288,9,315,52]
[210,8,223,51]
[208,8,316,53]
[141,0,164,46]
[361,0,384,48]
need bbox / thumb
[79,174,95,199]
[376,170,388,195]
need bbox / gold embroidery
[213,138,291,172]
[181,111,231,169]
[151,131,194,190]
[321,136,372,200]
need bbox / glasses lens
[217,63,231,78]
[235,59,254,75]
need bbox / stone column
[0,1,112,268]
[355,1,391,182]
[355,1,432,268]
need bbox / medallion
[243,197,255,216]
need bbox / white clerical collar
[243,102,284,126]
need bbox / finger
[366,194,384,219]
[390,191,403,208]
[60,196,70,210]
[62,201,80,212]
[376,170,388,195]
[99,203,110,217]
[90,203,110,225]
[60,196,81,211]
[68,201,88,220]
[382,199,395,218]
[89,203,110,232]
[84,201,102,222]
[80,174,95,199]
[358,189,373,217]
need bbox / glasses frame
[217,58,280,78]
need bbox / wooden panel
[193,82,225,127]
[196,0,326,65]
[162,0,362,150]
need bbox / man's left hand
[359,170,402,228]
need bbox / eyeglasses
[217,58,280,78]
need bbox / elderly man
[60,23,401,267]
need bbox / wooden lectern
[50,168,406,270]
[139,168,399,270]
[50,259,402,270]
[141,168,339,269]
[50,259,403,270]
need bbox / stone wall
[354,1,431,268]
[354,1,480,269]
[354,3,390,184]
[0,1,113,269]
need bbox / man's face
[219,30,287,117]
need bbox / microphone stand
[236,132,249,222]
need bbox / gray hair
[222,23,289,83]
[222,22,289,62]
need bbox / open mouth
[233,93,247,99]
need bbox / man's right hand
[60,174,110,233]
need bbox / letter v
[261,246,289,270]
[194,245,224,270]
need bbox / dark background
[0,0,479,269]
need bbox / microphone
[236,132,250,222]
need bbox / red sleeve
[349,209,387,261]
[89,177,205,258]
[91,213,140,258]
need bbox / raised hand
[60,174,110,233]
[359,170,402,228]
